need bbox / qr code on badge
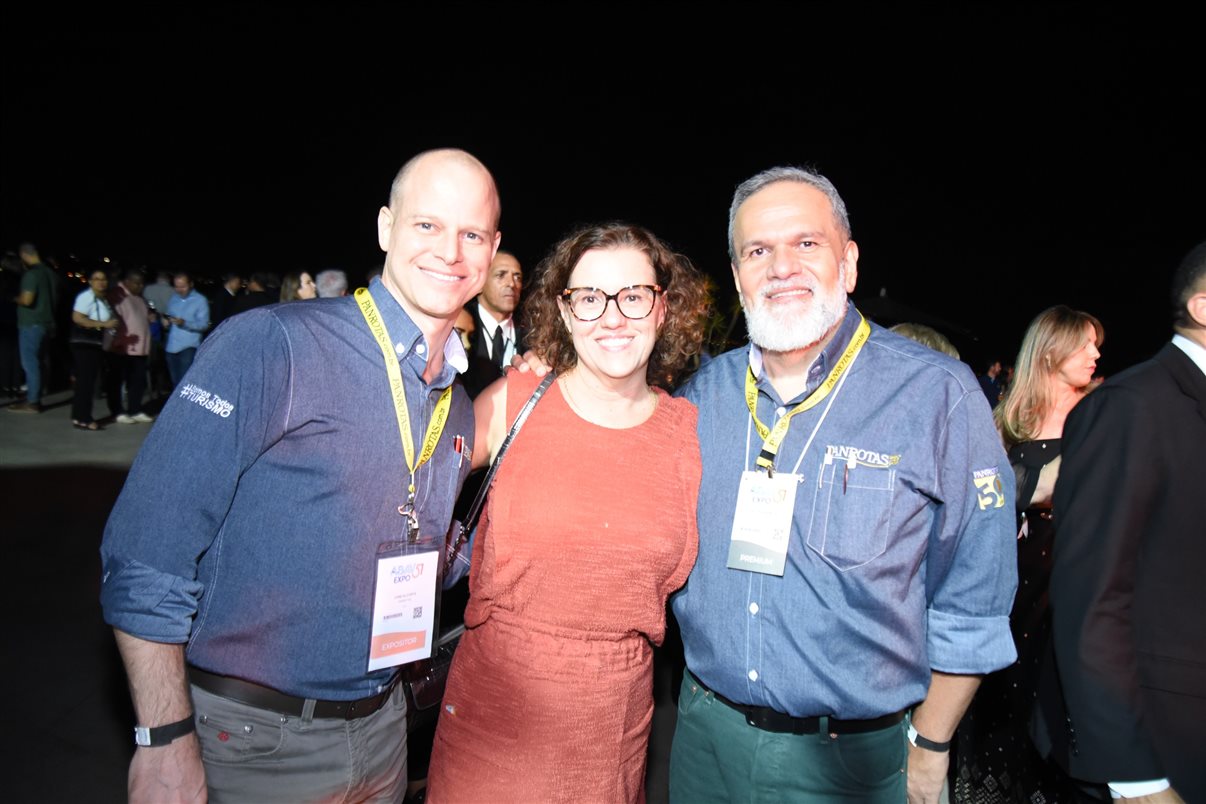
[413,606,423,618]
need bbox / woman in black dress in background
[952,305,1104,803]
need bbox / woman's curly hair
[522,221,710,389]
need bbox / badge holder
[367,515,445,673]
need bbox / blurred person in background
[951,304,1103,803]
[142,270,174,397]
[105,268,155,424]
[461,249,525,399]
[279,271,317,302]
[164,272,209,389]
[979,357,1005,407]
[231,272,277,314]
[452,306,475,350]
[69,268,119,430]
[208,271,244,331]
[889,322,960,360]
[316,268,349,298]
[1,252,23,397]
[9,242,59,413]
[142,270,174,315]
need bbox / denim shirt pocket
[805,459,896,571]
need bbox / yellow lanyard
[744,314,870,474]
[356,288,452,512]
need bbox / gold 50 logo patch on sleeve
[973,467,1006,510]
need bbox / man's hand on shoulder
[906,743,948,804]
[128,734,207,804]
[510,349,550,376]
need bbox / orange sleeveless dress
[426,370,701,803]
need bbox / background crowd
[1,254,377,429]
[0,245,1041,434]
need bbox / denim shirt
[101,278,475,699]
[165,289,210,354]
[672,304,1017,720]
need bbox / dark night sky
[4,3,1203,374]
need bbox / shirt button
[394,342,406,355]
[775,406,787,418]
[415,343,426,356]
[748,669,758,682]
[749,602,759,615]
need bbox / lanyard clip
[756,448,776,478]
[398,501,419,543]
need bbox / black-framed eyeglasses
[560,284,662,322]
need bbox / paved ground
[1,387,681,803]
[1,389,156,470]
[3,388,156,803]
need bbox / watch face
[133,715,195,747]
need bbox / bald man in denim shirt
[101,149,502,803]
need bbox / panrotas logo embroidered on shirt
[972,467,1006,510]
[824,444,901,468]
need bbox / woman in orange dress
[426,222,709,803]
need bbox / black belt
[188,666,398,721]
[690,670,904,735]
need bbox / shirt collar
[445,330,469,374]
[747,301,860,401]
[475,301,512,337]
[1172,333,1206,377]
[366,277,468,381]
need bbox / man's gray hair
[727,166,852,263]
[316,269,348,298]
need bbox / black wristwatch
[907,723,950,752]
[134,715,196,747]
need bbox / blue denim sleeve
[925,386,1019,674]
[100,309,291,642]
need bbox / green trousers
[669,670,907,803]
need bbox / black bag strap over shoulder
[444,371,555,573]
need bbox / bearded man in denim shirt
[100,149,501,803]
[668,167,1017,804]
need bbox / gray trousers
[191,681,408,803]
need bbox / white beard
[741,264,849,353]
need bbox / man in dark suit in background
[231,271,277,314]
[208,271,244,333]
[1034,240,1206,803]
[461,249,523,398]
[978,358,1003,406]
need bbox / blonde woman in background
[952,305,1103,803]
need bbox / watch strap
[134,714,196,747]
[907,723,950,752]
